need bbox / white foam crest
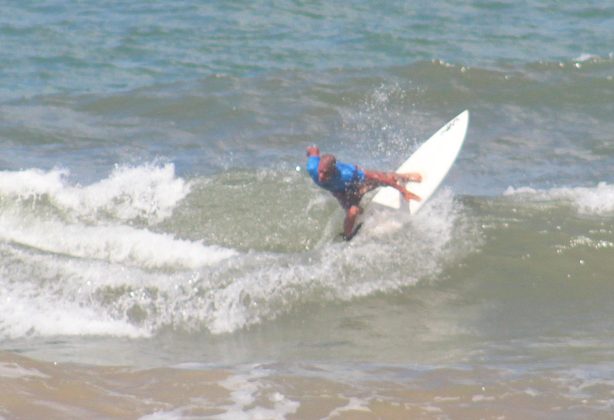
[142,251,326,335]
[573,53,601,63]
[0,281,144,339]
[0,167,68,199]
[0,162,191,224]
[76,163,191,224]
[0,210,236,270]
[204,260,308,334]
[504,182,614,215]
[0,242,208,339]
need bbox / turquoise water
[0,1,613,417]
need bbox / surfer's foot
[402,190,421,201]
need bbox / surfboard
[371,110,469,213]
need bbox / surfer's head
[318,154,336,183]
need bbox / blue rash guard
[307,156,366,193]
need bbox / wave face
[0,1,613,417]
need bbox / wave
[144,188,479,335]
[0,162,479,338]
[504,182,614,216]
[0,162,190,224]
[0,162,236,269]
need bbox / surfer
[306,146,421,240]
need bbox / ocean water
[1,0,613,418]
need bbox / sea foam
[0,162,190,224]
[504,182,614,215]
[0,163,236,270]
[0,163,477,338]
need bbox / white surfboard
[371,110,469,213]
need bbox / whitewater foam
[200,187,479,334]
[0,280,145,339]
[0,162,479,338]
[214,367,300,420]
[504,182,614,215]
[0,215,235,270]
[0,162,190,224]
[0,162,238,270]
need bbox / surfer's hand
[306,146,320,157]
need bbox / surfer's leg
[363,170,395,188]
[363,170,421,201]
[364,170,418,189]
[335,190,363,240]
[359,172,397,198]
[396,172,422,183]
[343,205,362,240]
[365,170,422,187]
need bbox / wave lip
[0,162,190,225]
